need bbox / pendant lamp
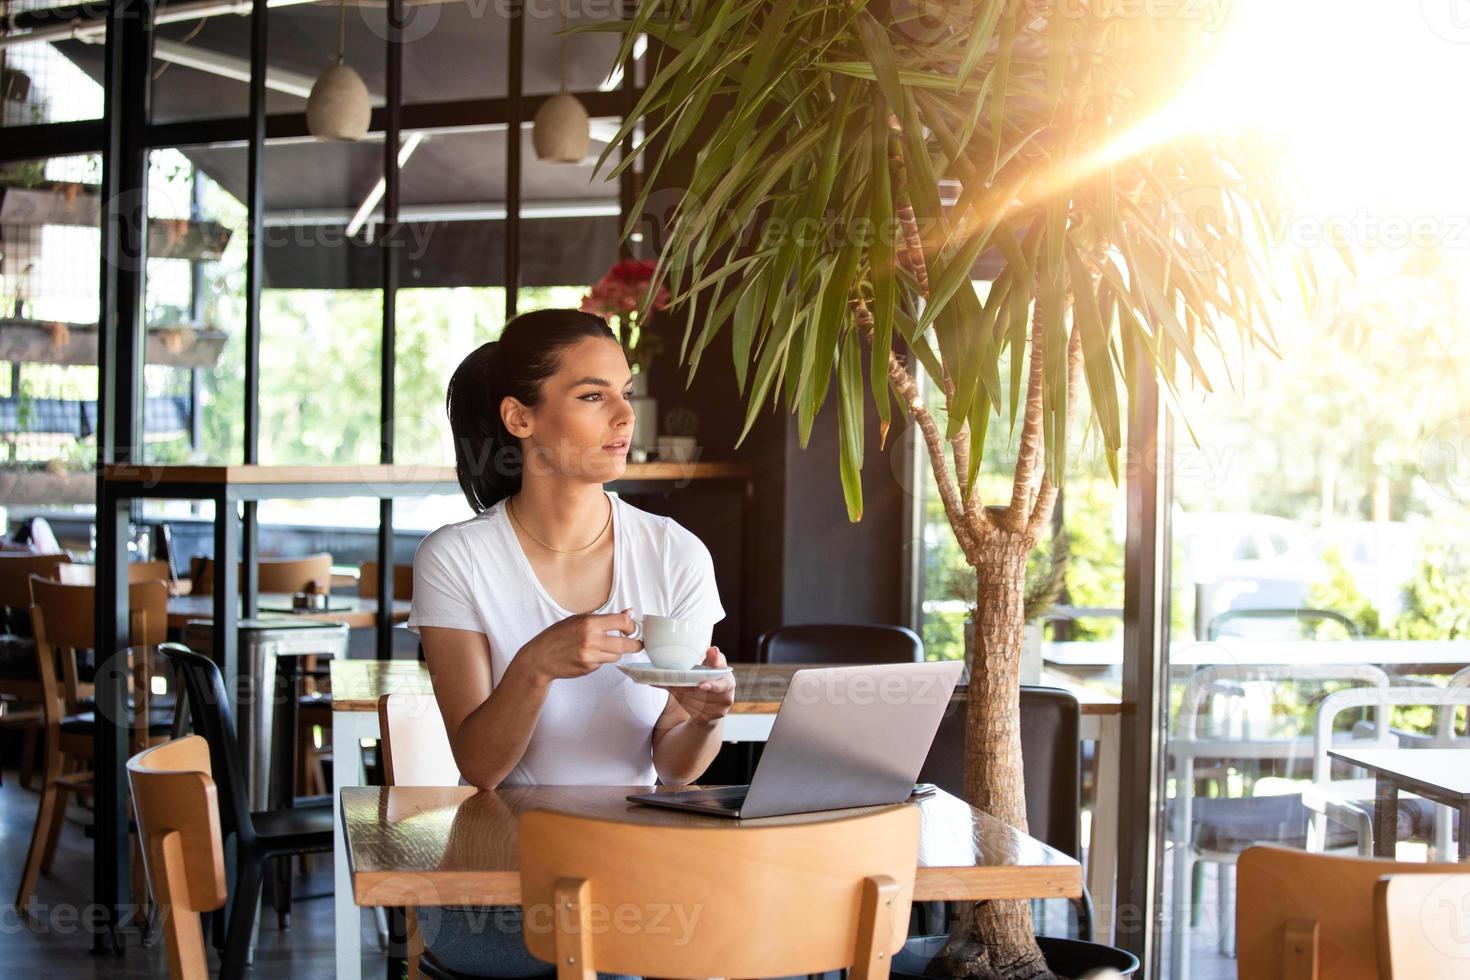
[307,0,371,141]
[532,11,590,162]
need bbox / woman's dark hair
[447,308,617,512]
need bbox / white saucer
[617,663,734,687]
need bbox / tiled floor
[0,767,381,978]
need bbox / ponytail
[446,309,616,512]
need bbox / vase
[1021,619,1044,685]
[629,369,657,452]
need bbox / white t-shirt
[406,489,726,786]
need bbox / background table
[1045,638,1470,679]
[342,784,1081,908]
[1328,747,1470,859]
[167,591,411,630]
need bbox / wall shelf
[0,319,228,368]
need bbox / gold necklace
[508,493,611,554]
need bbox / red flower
[581,259,669,320]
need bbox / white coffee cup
[626,614,711,670]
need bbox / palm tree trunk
[930,541,1055,980]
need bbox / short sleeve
[663,519,726,626]
[405,528,483,635]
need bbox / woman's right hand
[517,606,643,683]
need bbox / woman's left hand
[660,646,735,724]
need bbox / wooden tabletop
[329,660,1123,715]
[332,659,436,709]
[168,592,411,630]
[342,784,1081,908]
[1328,748,1470,801]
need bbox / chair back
[1237,845,1461,980]
[1208,607,1363,641]
[190,553,332,597]
[0,552,69,622]
[758,623,923,666]
[919,685,1081,860]
[1313,685,1470,782]
[1173,661,1390,764]
[358,561,413,600]
[29,575,169,719]
[127,734,227,980]
[1374,873,1470,978]
[159,643,255,845]
[56,560,173,587]
[518,805,920,980]
[377,694,461,786]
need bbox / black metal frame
[1116,349,1172,968]
[12,0,1173,969]
[3,0,642,949]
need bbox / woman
[406,308,736,978]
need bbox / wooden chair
[127,735,227,980]
[1236,844,1463,979]
[378,693,462,980]
[15,575,172,914]
[189,553,332,596]
[518,805,921,980]
[1375,873,1470,978]
[55,560,174,587]
[0,553,72,788]
[358,560,413,600]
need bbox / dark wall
[640,307,911,662]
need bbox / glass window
[2,32,103,127]
[0,153,103,550]
[1160,246,1470,977]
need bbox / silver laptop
[628,660,964,819]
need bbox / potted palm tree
[584,3,1302,976]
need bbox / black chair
[161,643,334,979]
[918,685,1094,940]
[758,623,923,665]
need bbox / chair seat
[250,796,334,847]
[60,707,174,736]
[76,692,179,715]
[0,634,37,679]
[1185,791,1447,853]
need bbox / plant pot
[657,435,696,463]
[891,934,1139,979]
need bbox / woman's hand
[518,607,643,684]
[658,646,736,724]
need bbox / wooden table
[327,659,1125,973]
[1328,748,1470,859]
[1045,638,1470,679]
[167,592,411,630]
[342,784,1081,909]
